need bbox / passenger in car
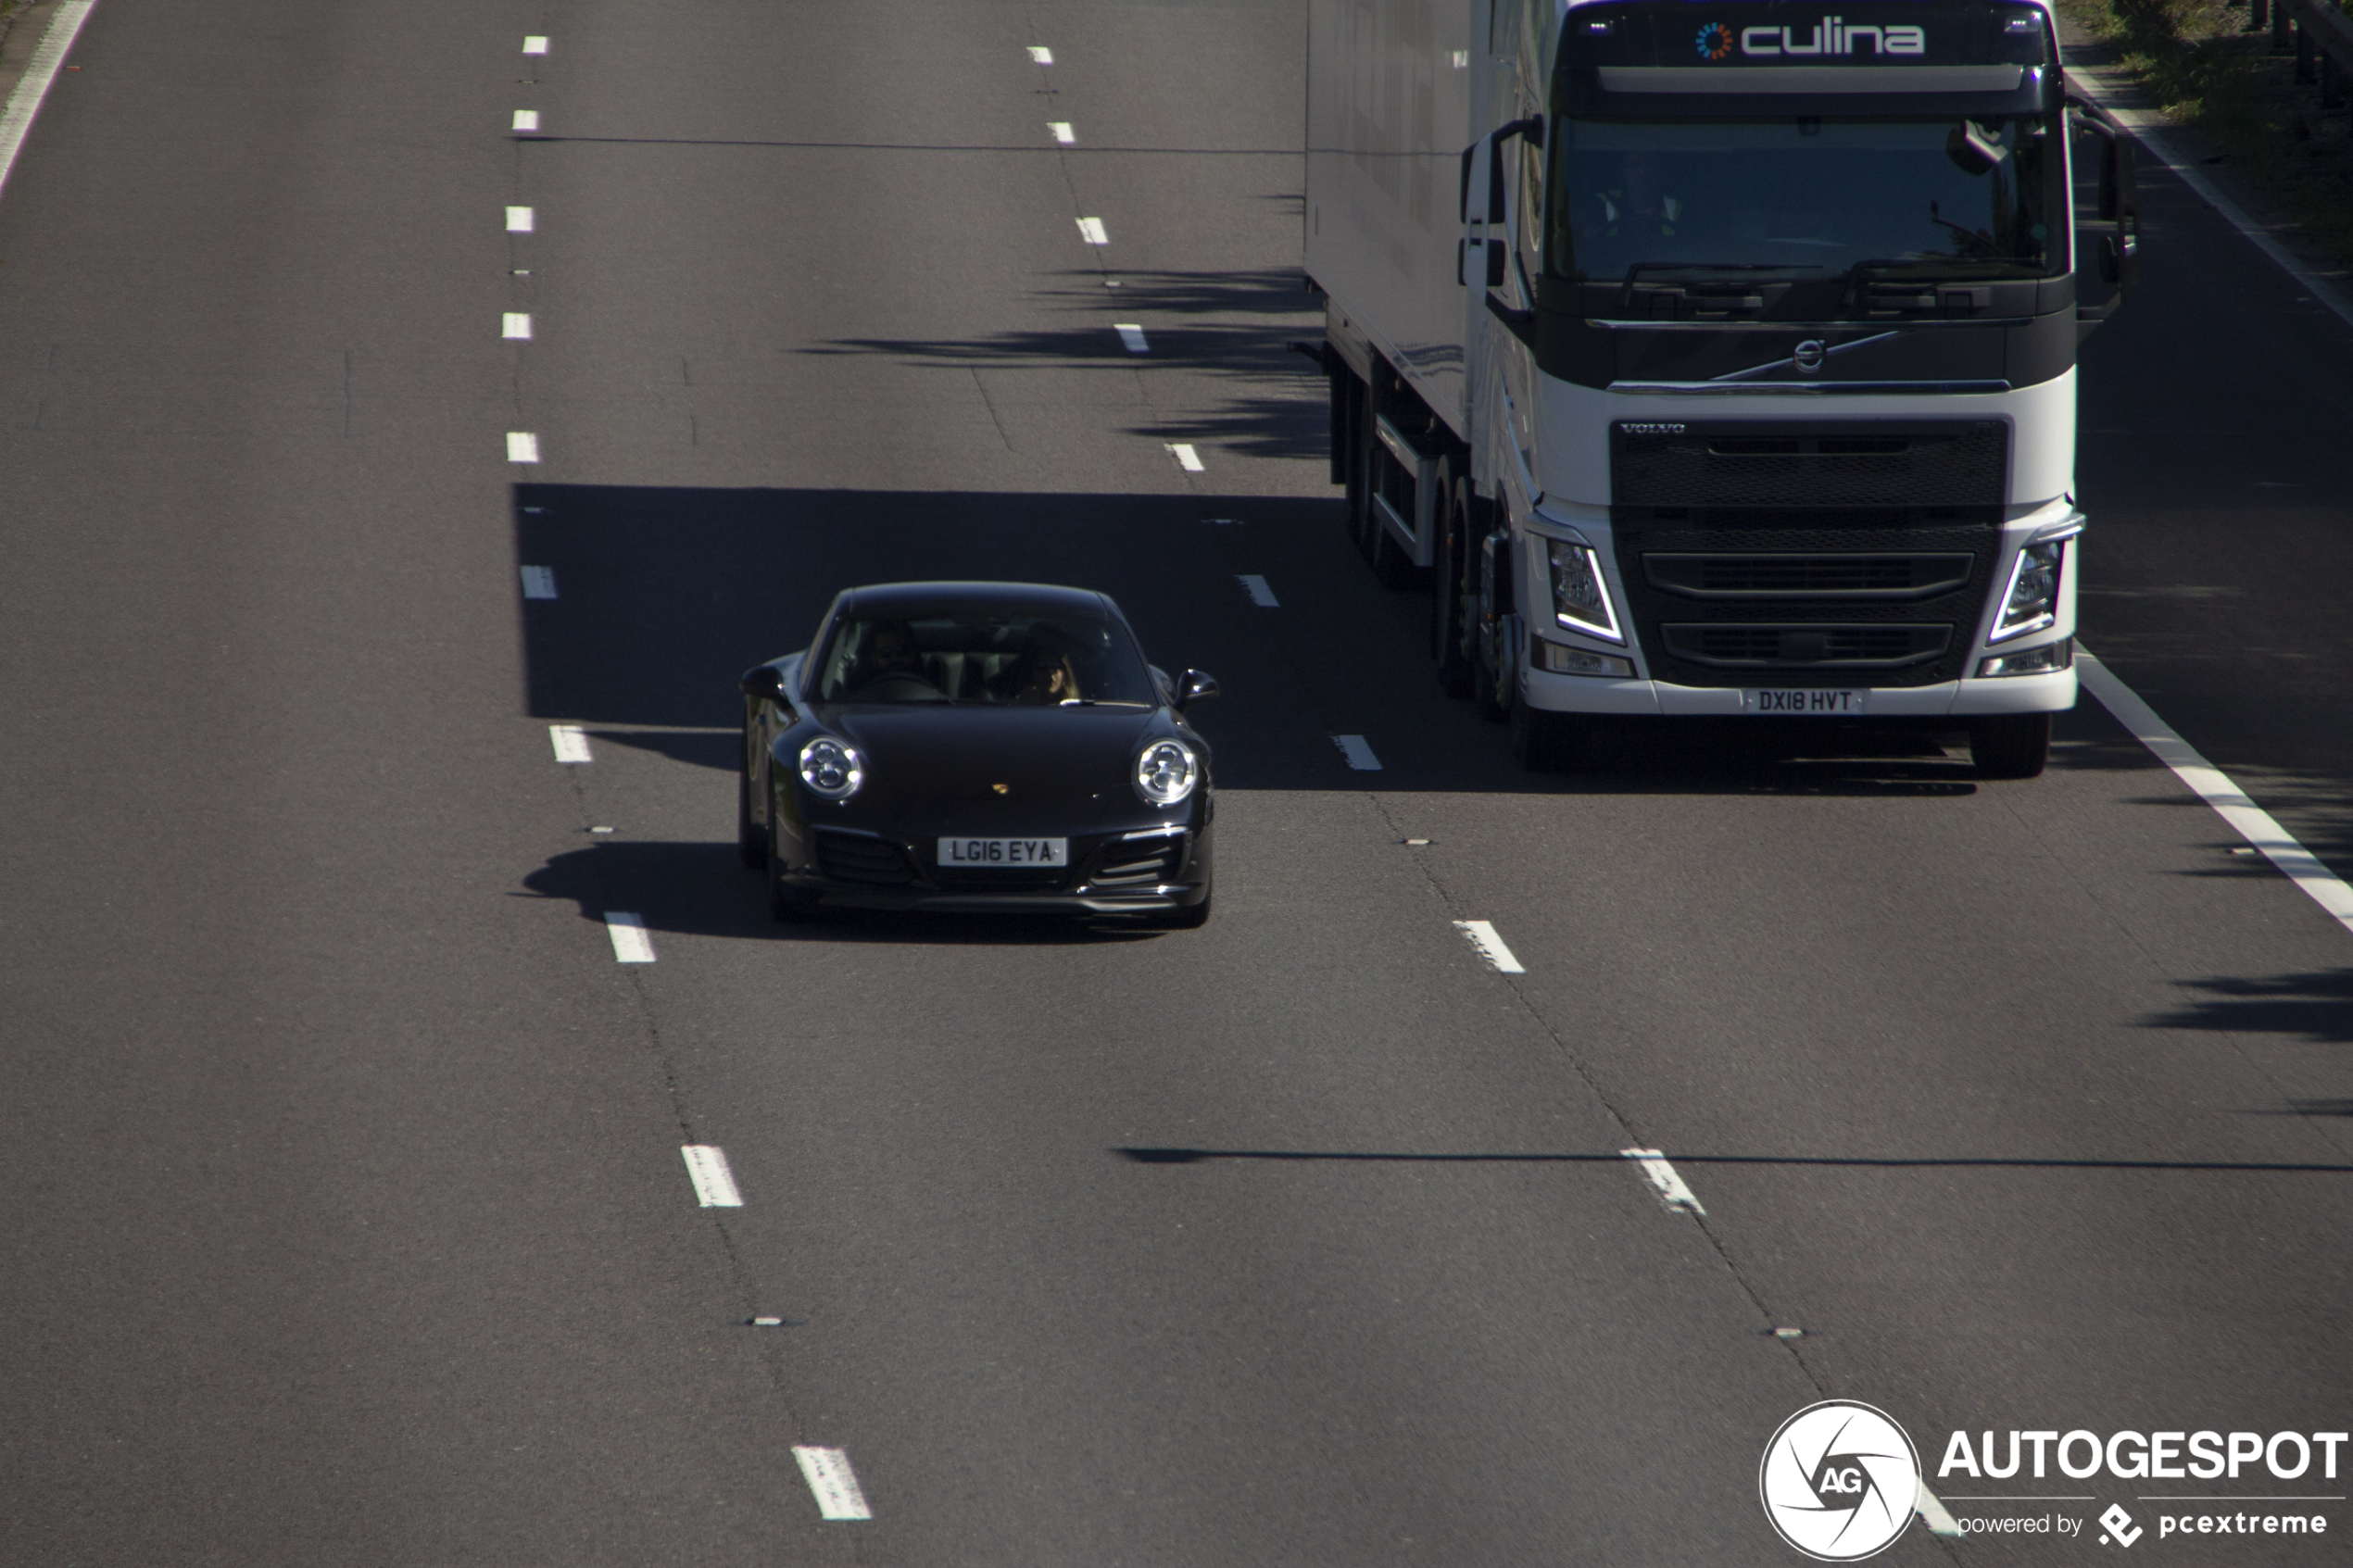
[996,628,1082,705]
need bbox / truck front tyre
[1430,469,1474,697]
[1969,712,2053,779]
[1511,700,1586,772]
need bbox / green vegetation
[2060,0,2353,269]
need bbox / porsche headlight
[798,736,864,800]
[1134,739,1198,807]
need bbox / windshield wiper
[1617,261,1828,310]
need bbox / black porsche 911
[736,582,1218,926]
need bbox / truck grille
[1660,623,1951,669]
[1643,553,1974,600]
[1612,420,2007,509]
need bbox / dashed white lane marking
[1026,44,1053,65]
[606,911,656,963]
[1620,1148,1705,1214]
[1049,121,1075,144]
[2079,649,2353,937]
[792,1447,873,1520]
[1237,574,1277,608]
[511,109,539,133]
[520,565,558,599]
[522,34,548,55]
[1076,216,1109,245]
[503,312,533,340]
[680,1145,742,1206]
[549,724,591,762]
[506,205,535,232]
[1166,443,1203,472]
[1916,1482,1964,1537]
[1114,322,1149,353]
[0,0,99,208]
[507,432,541,463]
[1332,734,1382,770]
[1453,920,1525,974]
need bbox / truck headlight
[1990,539,2065,643]
[1546,539,1623,644]
[798,736,865,800]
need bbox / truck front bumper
[1520,666,2078,719]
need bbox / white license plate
[937,836,1068,867]
[1743,688,1866,716]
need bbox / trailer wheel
[1969,712,2052,779]
[1430,467,1473,696]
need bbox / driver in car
[849,621,925,696]
[1597,151,1684,241]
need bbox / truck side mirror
[2068,97,2141,338]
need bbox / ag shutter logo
[1760,1401,1922,1561]
[1694,20,1734,59]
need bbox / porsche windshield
[1545,114,2065,283]
[816,608,1156,707]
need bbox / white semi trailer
[1304,0,2140,774]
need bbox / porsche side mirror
[739,665,786,702]
[1176,670,1219,710]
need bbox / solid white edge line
[508,432,540,463]
[1167,443,1203,472]
[2066,62,2353,332]
[548,723,590,762]
[1076,216,1108,245]
[503,312,533,340]
[680,1145,742,1207]
[1916,1481,1964,1537]
[605,911,656,964]
[1332,734,1382,770]
[792,1446,873,1520]
[1114,322,1149,353]
[1237,573,1277,607]
[1453,919,1525,974]
[522,34,548,55]
[506,206,534,232]
[1618,1148,1705,1214]
[2078,648,2353,935]
[511,109,539,133]
[520,565,557,600]
[0,0,101,209]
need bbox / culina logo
[1718,16,1928,55]
[1760,1401,1922,1561]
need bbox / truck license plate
[1743,689,1866,716]
[938,836,1068,866]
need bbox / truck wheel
[1970,712,2052,779]
[1473,622,1511,722]
[1430,473,1473,697]
[1511,700,1585,771]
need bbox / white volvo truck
[1304,0,2140,774]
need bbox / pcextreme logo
[1760,1401,1922,1561]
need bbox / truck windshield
[1545,114,2065,283]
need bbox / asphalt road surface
[1,2,2347,1564]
